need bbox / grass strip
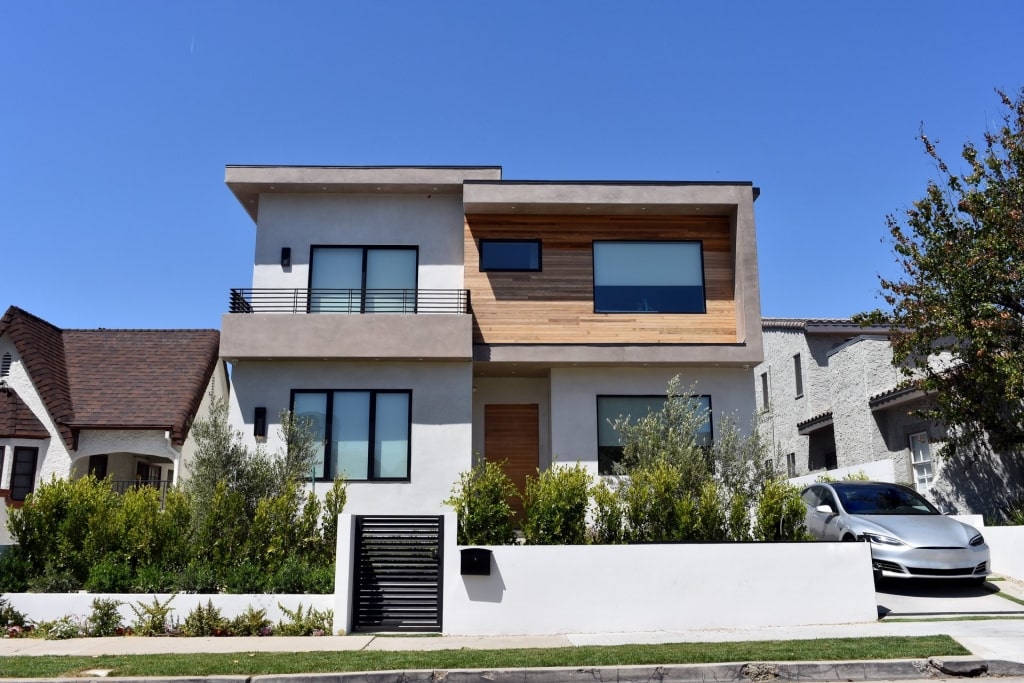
[1,635,967,679]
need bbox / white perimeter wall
[334,513,878,636]
[228,360,473,515]
[549,367,756,476]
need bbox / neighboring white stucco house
[755,318,1024,517]
[0,306,227,545]
[220,166,765,518]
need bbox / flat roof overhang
[463,180,758,216]
[225,165,503,221]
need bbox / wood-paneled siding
[465,214,738,344]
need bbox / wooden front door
[483,404,539,518]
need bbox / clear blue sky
[3,1,1022,330]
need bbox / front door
[483,404,539,518]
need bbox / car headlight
[970,533,985,547]
[859,533,905,546]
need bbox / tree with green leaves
[857,88,1024,461]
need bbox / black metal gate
[351,515,444,633]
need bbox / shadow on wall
[931,449,1024,520]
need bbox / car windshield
[832,483,939,515]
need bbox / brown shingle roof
[0,385,50,439]
[0,306,220,448]
[0,306,74,446]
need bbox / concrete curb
[5,658,1024,683]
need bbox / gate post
[332,513,356,635]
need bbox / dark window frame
[479,239,542,272]
[11,446,39,501]
[793,353,804,398]
[290,388,413,483]
[307,244,420,314]
[591,240,707,314]
[760,372,770,411]
[595,393,713,476]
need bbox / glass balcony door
[310,246,417,313]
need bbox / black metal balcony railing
[229,288,471,314]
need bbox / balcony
[221,288,474,362]
[229,288,470,315]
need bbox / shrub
[620,459,689,542]
[319,477,348,562]
[266,556,315,594]
[588,479,624,544]
[131,564,176,594]
[86,598,123,637]
[183,599,228,637]
[26,568,80,593]
[0,549,30,592]
[1003,496,1024,525]
[276,602,332,636]
[753,479,811,541]
[175,561,220,594]
[444,459,517,545]
[693,480,727,541]
[220,563,266,594]
[85,557,133,593]
[34,615,84,640]
[129,595,176,636]
[522,462,591,545]
[230,605,271,636]
[0,596,26,628]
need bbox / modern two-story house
[221,166,764,517]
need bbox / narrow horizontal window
[593,241,705,313]
[480,239,542,272]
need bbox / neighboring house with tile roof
[755,318,1024,518]
[0,306,227,524]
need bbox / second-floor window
[793,353,804,397]
[592,241,706,314]
[309,246,417,313]
[480,239,542,272]
[292,389,412,482]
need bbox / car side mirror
[815,504,834,514]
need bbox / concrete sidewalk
[2,580,1024,681]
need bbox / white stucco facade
[228,360,473,515]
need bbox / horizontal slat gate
[352,515,443,633]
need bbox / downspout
[163,430,181,486]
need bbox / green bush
[220,563,266,594]
[588,479,624,544]
[621,459,689,542]
[319,477,348,562]
[276,602,331,636]
[131,564,176,593]
[85,598,123,637]
[175,560,220,594]
[266,556,315,594]
[693,480,727,541]
[444,459,518,545]
[0,596,26,627]
[0,549,30,592]
[183,599,228,636]
[753,479,811,541]
[85,557,133,593]
[26,568,80,593]
[129,595,176,636]
[521,462,591,545]
[230,605,271,636]
[34,615,84,640]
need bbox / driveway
[877,577,1024,618]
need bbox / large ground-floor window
[10,446,39,501]
[596,395,711,475]
[292,390,411,481]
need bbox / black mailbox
[460,547,492,576]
